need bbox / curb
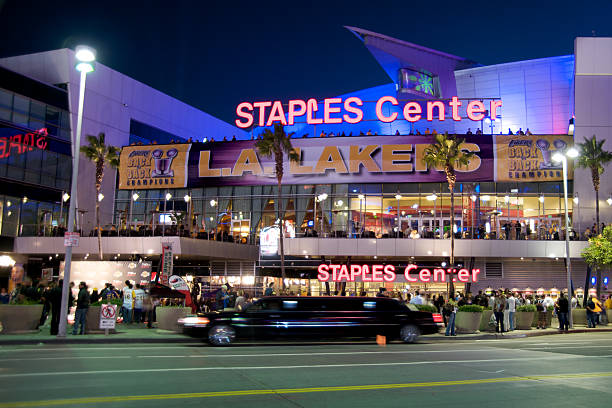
[421,327,612,341]
[0,337,200,346]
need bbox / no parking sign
[99,304,117,329]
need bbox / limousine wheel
[208,325,236,346]
[400,324,420,343]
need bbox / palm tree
[576,135,612,300]
[80,132,120,260]
[255,124,299,289]
[422,132,475,299]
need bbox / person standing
[493,293,506,333]
[264,282,275,296]
[133,284,145,324]
[507,293,516,331]
[72,282,90,335]
[444,299,457,336]
[122,281,134,324]
[0,287,9,304]
[48,280,62,335]
[586,295,598,328]
[215,285,230,310]
[536,296,547,329]
[556,292,569,332]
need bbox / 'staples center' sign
[235,96,502,128]
[317,264,481,283]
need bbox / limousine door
[239,299,283,339]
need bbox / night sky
[1,0,610,124]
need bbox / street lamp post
[395,194,402,237]
[553,147,578,328]
[130,193,139,236]
[58,46,95,338]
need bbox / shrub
[517,304,537,312]
[547,305,555,312]
[458,305,484,313]
[9,299,41,305]
[415,304,438,313]
[91,299,122,307]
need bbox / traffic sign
[99,304,117,329]
[64,232,80,247]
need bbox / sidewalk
[0,324,610,345]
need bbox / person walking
[444,299,458,336]
[507,292,516,331]
[264,282,275,296]
[133,284,145,324]
[122,280,135,324]
[556,292,569,332]
[493,292,506,333]
[72,282,90,335]
[536,296,547,329]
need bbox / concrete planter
[0,305,43,334]
[515,311,535,330]
[607,310,612,325]
[572,309,587,325]
[531,310,552,327]
[455,311,482,334]
[479,310,494,332]
[156,307,190,332]
[85,306,116,334]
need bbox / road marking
[2,354,611,378]
[1,372,611,407]
[0,345,200,353]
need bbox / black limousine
[178,296,442,345]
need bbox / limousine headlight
[178,316,210,327]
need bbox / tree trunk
[446,166,456,300]
[584,265,592,308]
[593,168,600,234]
[96,161,104,261]
[96,199,102,260]
[277,179,286,290]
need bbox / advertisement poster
[118,143,191,189]
[495,135,574,182]
[41,268,53,281]
[60,261,152,290]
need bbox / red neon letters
[317,264,480,283]
[235,97,502,128]
[0,128,48,159]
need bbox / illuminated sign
[118,144,191,189]
[0,128,48,159]
[235,96,502,128]
[317,264,481,283]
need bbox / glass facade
[113,181,576,242]
[0,85,72,238]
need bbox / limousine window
[282,300,298,309]
[248,300,281,311]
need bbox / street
[0,332,611,407]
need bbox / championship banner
[118,143,191,190]
[495,135,574,182]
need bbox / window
[485,262,503,278]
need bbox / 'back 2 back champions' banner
[118,134,573,189]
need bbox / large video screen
[399,69,436,97]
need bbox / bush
[415,304,438,313]
[91,299,123,307]
[9,299,41,305]
[458,305,484,313]
[517,304,537,312]
[547,305,555,312]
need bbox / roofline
[455,55,574,75]
[344,25,472,63]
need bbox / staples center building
[4,28,612,298]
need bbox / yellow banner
[118,144,191,189]
[495,135,574,182]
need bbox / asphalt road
[1,333,611,408]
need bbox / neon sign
[235,97,502,128]
[0,128,48,159]
[317,263,480,283]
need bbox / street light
[552,146,578,329]
[395,194,402,236]
[316,193,328,234]
[58,45,96,338]
[97,193,104,202]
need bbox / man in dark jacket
[48,281,62,335]
[556,292,569,332]
[72,282,90,335]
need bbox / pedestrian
[49,280,63,335]
[122,280,134,324]
[264,282,275,296]
[133,284,145,323]
[493,292,506,333]
[235,290,247,311]
[507,292,516,331]
[0,287,9,304]
[536,296,547,329]
[556,292,569,332]
[90,288,99,304]
[586,294,598,328]
[72,282,90,335]
[100,283,111,300]
[410,290,425,305]
[444,299,457,336]
[216,285,230,310]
